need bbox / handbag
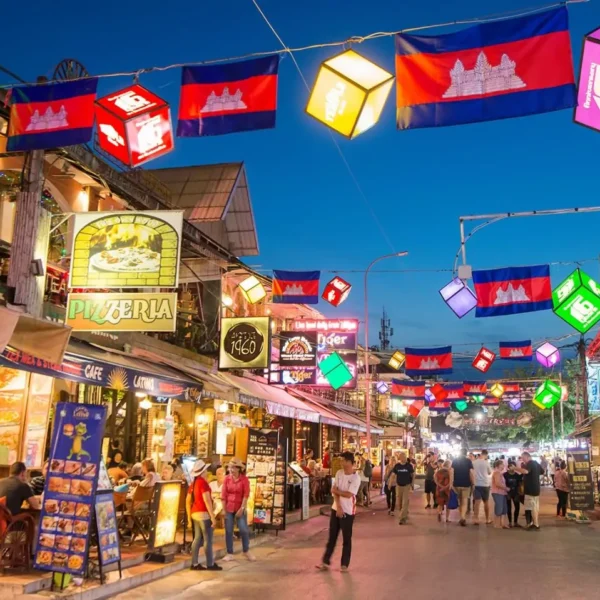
[448,489,459,510]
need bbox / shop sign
[69,211,183,289]
[279,368,317,386]
[34,402,107,576]
[279,332,317,367]
[66,293,177,332]
[292,318,358,333]
[148,481,182,549]
[219,317,271,370]
[317,331,356,351]
[567,449,595,510]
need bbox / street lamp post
[364,251,409,455]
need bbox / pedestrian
[222,458,255,562]
[472,449,492,525]
[363,453,374,505]
[491,459,510,529]
[504,461,522,528]
[514,452,542,531]
[540,455,549,486]
[316,451,361,573]
[451,448,475,527]
[392,452,414,525]
[356,455,369,507]
[186,459,222,571]
[424,453,437,509]
[548,459,556,487]
[554,460,570,519]
[384,456,397,516]
[434,459,452,523]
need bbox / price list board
[567,450,595,511]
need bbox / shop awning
[217,373,319,422]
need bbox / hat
[228,457,245,470]
[191,459,210,477]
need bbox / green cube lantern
[318,352,353,390]
[454,400,468,412]
[533,380,561,410]
[552,268,600,333]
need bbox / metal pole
[552,406,556,448]
[559,373,565,440]
[459,219,467,267]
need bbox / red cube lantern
[407,400,424,418]
[472,347,496,373]
[430,383,448,401]
[322,276,352,307]
[95,84,174,167]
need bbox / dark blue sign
[95,492,121,566]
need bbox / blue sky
[3,0,600,353]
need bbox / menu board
[0,367,27,465]
[272,438,287,530]
[289,462,310,521]
[246,428,279,528]
[567,450,595,510]
[95,492,121,566]
[148,481,181,550]
[22,374,53,469]
[34,402,107,576]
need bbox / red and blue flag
[272,270,320,304]
[499,340,533,360]
[443,383,464,400]
[7,78,98,152]
[464,381,487,397]
[405,347,452,376]
[391,379,425,399]
[177,55,279,137]
[472,265,552,318]
[395,7,576,130]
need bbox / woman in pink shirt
[491,459,510,529]
[554,461,570,518]
[221,458,255,562]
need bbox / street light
[364,251,409,454]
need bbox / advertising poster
[22,373,53,469]
[289,462,310,521]
[94,492,121,566]
[567,449,595,510]
[273,438,287,530]
[219,317,271,370]
[0,367,27,465]
[69,211,183,289]
[34,402,107,576]
[66,293,177,332]
[246,428,279,528]
[148,481,182,549]
[279,332,317,367]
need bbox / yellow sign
[149,481,181,549]
[219,317,271,370]
[66,293,177,332]
[69,211,183,288]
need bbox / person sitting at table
[29,460,49,496]
[139,459,160,488]
[0,462,41,515]
[161,464,174,481]
[170,458,185,481]
[108,452,128,485]
[128,463,144,482]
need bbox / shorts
[524,495,540,511]
[474,486,490,501]
[492,494,507,516]
[424,480,436,494]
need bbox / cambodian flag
[503,382,521,393]
[499,340,533,360]
[395,7,576,130]
[177,55,279,137]
[391,379,425,399]
[405,347,452,376]
[429,400,451,413]
[473,265,552,317]
[464,381,487,397]
[7,78,98,151]
[483,396,500,406]
[272,270,320,304]
[443,383,464,400]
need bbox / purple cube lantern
[425,388,435,403]
[439,278,477,318]
[376,381,389,394]
[535,342,560,368]
[508,398,522,411]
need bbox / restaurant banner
[66,293,177,332]
[69,211,183,289]
[279,332,317,367]
[567,449,595,510]
[219,317,271,370]
[94,491,121,566]
[0,347,202,401]
[34,402,107,576]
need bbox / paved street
[116,489,599,600]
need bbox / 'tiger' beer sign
[66,293,177,332]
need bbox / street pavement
[115,488,599,600]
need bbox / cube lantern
[318,352,353,390]
[306,49,394,139]
[408,400,424,417]
[472,347,496,373]
[322,276,352,306]
[238,276,267,304]
[454,400,468,412]
[472,394,485,403]
[552,268,600,333]
[533,380,561,410]
[508,398,522,411]
[424,388,435,403]
[430,383,448,402]
[95,84,174,167]
[376,381,389,394]
[535,342,560,368]
[439,278,478,318]
[490,383,505,398]
[388,350,406,370]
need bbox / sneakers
[190,564,205,571]
[222,554,236,562]
[244,552,257,562]
[316,563,330,571]
[207,564,223,571]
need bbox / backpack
[363,460,373,478]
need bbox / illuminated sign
[317,331,356,351]
[280,368,317,385]
[279,332,317,367]
[69,211,183,289]
[292,319,358,333]
[148,481,181,549]
[66,293,177,332]
[219,317,271,370]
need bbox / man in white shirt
[316,452,361,573]
[472,449,492,525]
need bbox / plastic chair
[0,503,35,573]
[123,485,155,545]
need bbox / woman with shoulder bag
[384,457,397,515]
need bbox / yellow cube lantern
[238,276,266,305]
[388,350,406,370]
[306,49,394,139]
[490,383,505,399]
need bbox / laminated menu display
[567,450,595,511]
[95,492,121,566]
[34,403,107,576]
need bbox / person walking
[363,454,374,506]
[504,461,522,527]
[548,459,556,487]
[452,448,474,527]
[434,459,452,523]
[384,456,397,515]
[316,451,361,573]
[424,453,437,509]
[221,458,255,562]
[472,450,492,525]
[554,460,570,519]
[514,452,542,531]
[491,459,510,529]
[392,452,414,525]
[186,459,222,571]
[540,455,549,486]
